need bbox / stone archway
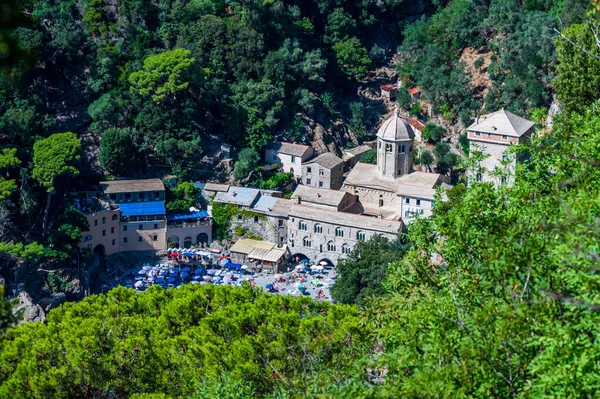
[290,252,309,265]
[317,258,335,268]
[196,233,209,244]
[93,244,106,270]
[167,235,180,248]
[183,236,193,248]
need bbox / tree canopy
[0,284,365,398]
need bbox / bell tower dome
[376,110,415,179]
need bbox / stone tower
[376,110,415,179]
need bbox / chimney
[296,196,301,204]
[232,191,237,197]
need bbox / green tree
[0,284,365,398]
[32,132,81,233]
[48,206,89,261]
[0,148,20,201]
[420,149,434,171]
[98,128,143,176]
[360,148,377,164]
[129,48,196,103]
[332,38,371,80]
[555,19,600,112]
[233,148,260,181]
[422,122,446,142]
[331,235,408,307]
[165,181,198,213]
[348,102,367,138]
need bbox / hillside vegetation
[2,1,600,398]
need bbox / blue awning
[119,201,166,217]
[224,262,242,269]
[167,210,210,221]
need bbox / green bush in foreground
[0,284,365,398]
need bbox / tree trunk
[42,190,52,236]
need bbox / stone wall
[287,217,399,265]
[230,214,287,246]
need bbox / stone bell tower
[376,109,415,179]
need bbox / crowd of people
[94,254,335,302]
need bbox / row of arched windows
[298,221,366,240]
[302,238,351,254]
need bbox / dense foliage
[3,2,600,399]
[398,0,588,121]
[0,284,364,398]
[331,235,409,307]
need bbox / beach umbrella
[181,272,189,279]
[191,281,199,284]
[172,267,181,272]
[194,269,203,275]
[137,270,146,275]
[207,270,215,275]
[319,261,328,266]
[147,276,155,282]
[266,284,274,290]
[203,275,211,281]
[167,277,176,283]
[142,266,150,271]
[156,277,165,283]
[134,281,143,288]
[312,279,320,285]
[301,259,309,264]
[182,267,191,272]
[193,275,202,281]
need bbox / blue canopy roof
[224,262,242,269]
[119,201,166,217]
[168,210,210,221]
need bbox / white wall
[397,195,434,222]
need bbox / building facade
[301,152,345,190]
[80,207,121,256]
[466,109,535,185]
[265,142,314,179]
[78,178,212,255]
[287,204,403,264]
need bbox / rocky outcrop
[13,292,45,323]
[39,292,66,313]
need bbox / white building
[265,142,314,179]
[466,109,535,185]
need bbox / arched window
[82,234,92,242]
[112,214,118,220]
[327,241,336,252]
[303,236,311,247]
[299,221,307,231]
[378,141,381,149]
[314,224,323,234]
[385,143,392,152]
[400,144,406,153]
[342,243,351,254]
[356,231,365,241]
[335,227,344,238]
